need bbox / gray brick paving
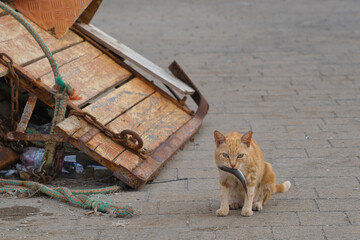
[272,226,325,240]
[1,0,360,239]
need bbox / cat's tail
[275,181,291,193]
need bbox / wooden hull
[0,10,208,189]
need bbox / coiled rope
[0,179,134,217]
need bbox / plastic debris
[62,155,84,174]
[0,168,17,176]
[20,147,45,170]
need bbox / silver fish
[218,165,248,195]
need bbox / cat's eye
[222,153,229,158]
[237,153,244,158]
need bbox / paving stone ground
[1,0,360,239]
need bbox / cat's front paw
[216,208,229,217]
[229,202,241,210]
[253,202,263,211]
[241,208,253,217]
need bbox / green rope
[42,90,69,170]
[0,179,134,217]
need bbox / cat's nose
[230,163,236,168]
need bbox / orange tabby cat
[214,130,291,217]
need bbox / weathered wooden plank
[39,52,132,107]
[105,91,191,151]
[83,77,155,124]
[13,0,94,38]
[83,130,104,150]
[56,91,190,168]
[113,115,200,182]
[139,107,191,151]
[107,92,178,134]
[58,116,125,161]
[146,116,202,175]
[56,112,202,189]
[88,133,125,161]
[24,41,101,80]
[113,150,159,180]
[0,15,83,77]
[16,93,37,133]
[74,23,195,95]
[52,116,82,137]
[132,155,160,180]
[71,119,93,139]
[112,150,143,172]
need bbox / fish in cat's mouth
[218,165,248,195]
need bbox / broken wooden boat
[0,0,208,189]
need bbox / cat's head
[214,130,253,169]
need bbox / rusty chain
[0,53,19,130]
[69,110,144,151]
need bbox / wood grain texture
[1,4,202,189]
[24,41,100,80]
[71,119,93,139]
[74,23,195,95]
[16,93,37,133]
[139,107,191,151]
[54,115,83,136]
[0,15,83,77]
[106,92,191,150]
[57,116,125,161]
[88,133,125,161]
[83,77,155,124]
[56,89,192,184]
[107,92,178,134]
[55,111,201,189]
[13,0,94,38]
[36,48,132,107]
[112,150,143,172]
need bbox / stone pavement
[1,0,360,239]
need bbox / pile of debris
[0,0,208,190]
[0,87,114,185]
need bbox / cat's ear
[214,130,226,147]
[241,131,253,147]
